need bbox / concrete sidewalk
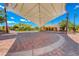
[0,38,16,56]
[0,33,16,56]
[67,33,79,44]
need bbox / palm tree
[0,16,5,23]
[68,21,74,32]
[0,10,5,31]
[73,9,79,33]
[76,25,79,32]
[0,16,5,30]
[59,20,67,31]
[4,3,9,33]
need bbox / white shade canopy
[7,3,66,26]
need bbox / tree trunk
[4,4,9,33]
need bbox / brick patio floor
[0,32,79,56]
[6,32,60,55]
[40,33,79,56]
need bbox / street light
[65,4,69,34]
[73,12,76,33]
[66,11,69,34]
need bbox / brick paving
[0,33,16,56]
[1,32,79,56]
[6,32,59,55]
[40,33,79,56]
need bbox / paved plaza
[0,31,79,56]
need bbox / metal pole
[66,12,69,34]
[38,3,41,30]
[74,13,76,33]
[4,4,9,33]
[65,3,69,34]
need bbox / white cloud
[20,19,32,23]
[74,5,79,9]
[0,5,4,9]
[20,19,26,21]
[20,19,28,22]
[25,21,27,22]
[7,21,16,24]
[11,17,15,19]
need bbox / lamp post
[65,4,69,34]
[73,12,76,33]
[66,12,69,34]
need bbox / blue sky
[0,3,79,27]
[0,3,38,27]
[45,3,79,26]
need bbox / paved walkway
[1,32,79,56]
[0,33,16,56]
[6,34,65,56]
[68,33,79,44]
[40,33,79,56]
[6,32,79,56]
[6,32,61,55]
